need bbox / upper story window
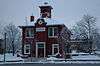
[48,27,58,37]
[25,28,34,38]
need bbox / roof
[19,18,65,28]
[19,26,34,28]
[44,18,64,25]
[39,6,53,9]
[39,2,53,9]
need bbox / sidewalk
[23,57,47,62]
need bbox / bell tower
[39,2,53,18]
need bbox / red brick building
[19,3,71,58]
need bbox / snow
[21,18,63,27]
[70,50,100,60]
[22,20,35,26]
[44,18,64,25]
[0,53,24,62]
[47,54,100,61]
[71,54,100,60]
[0,52,100,64]
[95,50,100,54]
[38,2,51,7]
[0,35,3,39]
[47,57,64,61]
[71,50,89,55]
[45,55,100,64]
[46,51,100,64]
[0,60,100,64]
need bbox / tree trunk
[12,41,15,56]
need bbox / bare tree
[71,14,99,53]
[58,26,71,59]
[3,23,21,56]
[91,28,100,50]
[0,21,5,38]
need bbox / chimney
[30,16,34,22]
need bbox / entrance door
[36,42,45,58]
[52,44,59,55]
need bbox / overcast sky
[0,0,100,29]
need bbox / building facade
[19,3,71,58]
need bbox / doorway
[36,42,45,58]
[52,44,59,55]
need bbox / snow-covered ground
[47,54,100,61]
[46,51,100,64]
[0,52,100,64]
[0,53,24,62]
[95,50,100,54]
[45,54,100,64]
[71,54,100,60]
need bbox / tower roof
[39,2,53,9]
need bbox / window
[54,28,58,36]
[38,43,44,48]
[48,27,58,37]
[48,28,53,36]
[52,44,59,55]
[26,28,34,38]
[24,44,30,54]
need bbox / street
[0,63,100,66]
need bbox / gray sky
[0,0,100,29]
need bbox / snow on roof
[38,2,52,7]
[29,18,64,25]
[44,18,64,25]
[19,18,64,28]
[21,21,35,26]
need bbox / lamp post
[4,33,6,62]
[30,41,32,62]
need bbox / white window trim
[36,42,46,58]
[24,44,30,54]
[48,27,58,38]
[25,28,34,38]
[52,44,59,55]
